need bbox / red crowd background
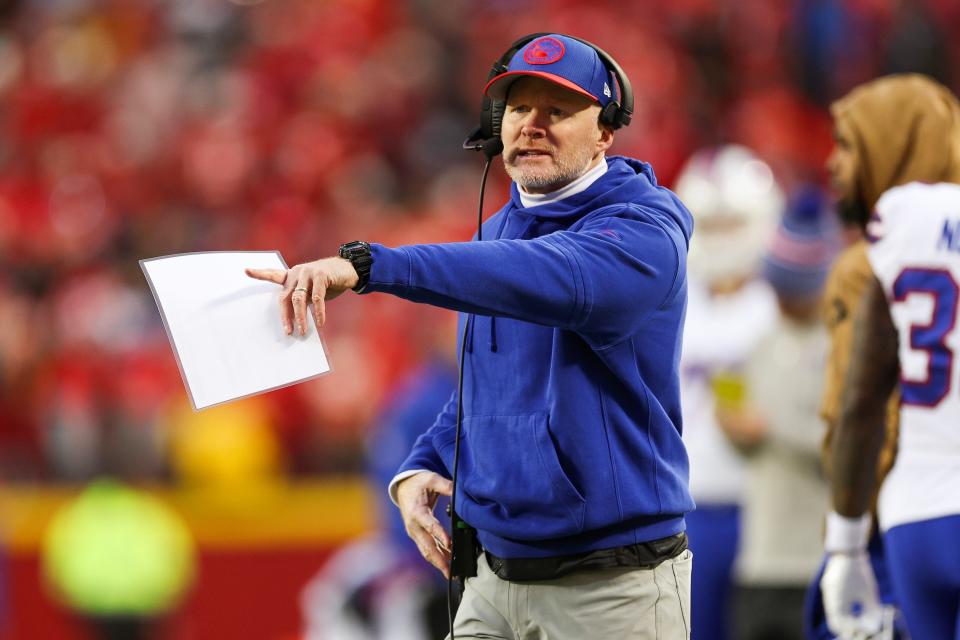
[0,0,958,638]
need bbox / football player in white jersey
[673,145,782,640]
[821,74,960,639]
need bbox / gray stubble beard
[504,145,596,193]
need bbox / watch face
[340,241,368,256]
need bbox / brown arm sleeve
[831,275,900,517]
[819,242,900,493]
[820,244,871,431]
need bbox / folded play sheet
[141,251,331,410]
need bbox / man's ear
[597,124,614,153]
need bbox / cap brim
[483,71,599,103]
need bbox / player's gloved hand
[820,511,882,639]
[821,551,884,639]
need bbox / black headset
[464,32,635,159]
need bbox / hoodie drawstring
[465,315,474,354]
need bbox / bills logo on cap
[523,37,565,65]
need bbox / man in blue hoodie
[249,34,695,639]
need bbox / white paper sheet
[140,251,331,410]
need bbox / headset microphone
[461,131,505,160]
[461,133,482,152]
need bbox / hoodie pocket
[440,412,586,540]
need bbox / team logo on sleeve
[524,37,565,65]
[826,297,848,328]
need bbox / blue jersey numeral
[892,268,959,407]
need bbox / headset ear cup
[490,100,505,139]
[481,100,505,157]
[473,95,505,158]
[478,95,494,140]
[600,102,620,129]
[479,96,506,140]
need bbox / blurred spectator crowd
[0,0,957,484]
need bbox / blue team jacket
[364,156,696,558]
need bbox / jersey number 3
[893,268,959,407]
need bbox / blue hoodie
[364,156,695,558]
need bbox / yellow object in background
[168,397,282,489]
[711,371,748,410]
[41,478,196,617]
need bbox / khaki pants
[448,549,693,640]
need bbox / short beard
[504,146,596,193]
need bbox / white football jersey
[867,181,960,531]
[681,277,778,503]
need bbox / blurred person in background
[672,145,782,640]
[301,308,457,640]
[250,33,696,639]
[802,75,909,639]
[714,188,835,640]
[41,478,196,640]
[820,74,960,640]
[804,129,907,640]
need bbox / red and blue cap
[483,34,616,107]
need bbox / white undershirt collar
[517,157,608,209]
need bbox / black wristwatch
[338,240,373,292]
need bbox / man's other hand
[820,551,884,638]
[396,471,454,578]
[246,257,358,335]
